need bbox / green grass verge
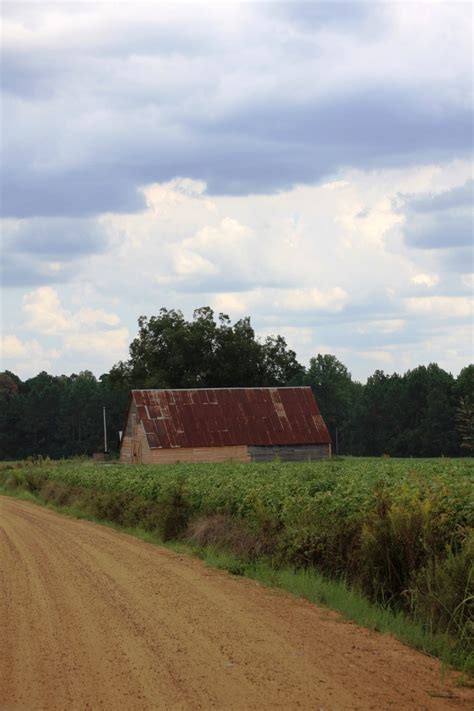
[1,485,471,677]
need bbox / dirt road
[1,496,472,711]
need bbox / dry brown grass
[39,480,83,507]
[187,514,272,560]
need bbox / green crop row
[1,457,472,667]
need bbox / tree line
[1,307,472,459]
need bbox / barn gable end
[120,387,331,464]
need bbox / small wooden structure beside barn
[119,387,331,464]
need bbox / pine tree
[455,396,474,452]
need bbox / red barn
[119,387,331,464]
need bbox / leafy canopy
[109,307,303,389]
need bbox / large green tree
[110,307,303,389]
[0,371,21,457]
[455,397,474,452]
[351,364,459,456]
[453,365,474,453]
[301,354,361,453]
[0,370,128,460]
[397,364,458,456]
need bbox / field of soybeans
[1,456,472,665]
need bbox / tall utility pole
[103,406,108,454]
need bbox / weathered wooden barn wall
[146,443,249,464]
[120,398,140,463]
[120,419,250,464]
[120,436,132,464]
[121,439,329,464]
[248,444,330,462]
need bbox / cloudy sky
[1,1,472,382]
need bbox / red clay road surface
[1,496,473,711]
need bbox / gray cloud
[2,88,471,217]
[404,214,472,250]
[201,88,472,193]
[261,2,376,31]
[3,167,145,218]
[443,246,474,274]
[402,180,473,213]
[1,217,108,286]
[0,252,75,287]
[12,217,108,256]
[1,3,472,218]
[400,180,473,252]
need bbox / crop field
[1,456,472,665]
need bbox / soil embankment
[1,496,472,710]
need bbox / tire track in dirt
[1,496,472,711]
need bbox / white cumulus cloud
[405,296,473,318]
[411,273,439,288]
[23,287,121,335]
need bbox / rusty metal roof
[130,387,331,449]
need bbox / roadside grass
[1,484,471,677]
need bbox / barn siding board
[120,436,132,464]
[248,445,329,462]
[147,445,249,465]
[124,400,137,437]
